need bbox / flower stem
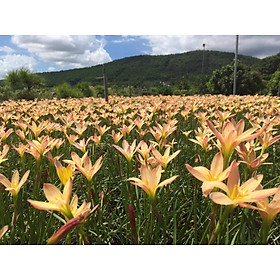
[208,205,234,245]
[260,219,273,245]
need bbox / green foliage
[39,51,259,89]
[252,52,280,79]
[92,85,105,97]
[0,85,16,101]
[267,70,280,95]
[6,68,44,91]
[5,68,45,100]
[207,60,264,95]
[55,82,84,99]
[76,81,93,97]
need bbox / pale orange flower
[209,160,279,207]
[207,119,260,164]
[75,154,103,182]
[111,129,123,144]
[65,133,79,145]
[96,124,110,136]
[152,146,181,169]
[0,144,9,164]
[0,127,13,141]
[28,178,73,220]
[55,160,73,186]
[185,152,231,196]
[12,142,28,158]
[72,138,91,154]
[258,132,280,152]
[113,139,140,163]
[0,170,30,197]
[28,121,45,138]
[128,164,178,201]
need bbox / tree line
[1,58,280,101]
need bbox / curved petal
[248,188,279,202]
[210,152,224,176]
[0,225,8,239]
[240,174,263,193]
[0,174,11,189]
[70,194,78,213]
[158,175,179,188]
[28,199,60,211]
[11,170,19,186]
[185,164,210,181]
[18,170,30,190]
[218,166,231,181]
[210,192,235,205]
[207,120,225,147]
[227,160,240,191]
[201,181,229,197]
[63,178,73,204]
[43,183,63,203]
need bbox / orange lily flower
[63,151,88,170]
[91,134,101,144]
[75,154,103,182]
[258,132,280,152]
[185,152,231,196]
[96,124,110,136]
[240,189,280,224]
[113,139,140,163]
[152,146,181,169]
[128,164,178,202]
[111,129,123,144]
[0,144,9,164]
[28,121,45,139]
[72,138,91,154]
[12,142,28,158]
[65,133,79,145]
[0,127,13,141]
[16,129,26,141]
[209,160,279,207]
[207,119,260,165]
[0,170,30,197]
[54,160,73,186]
[28,178,73,220]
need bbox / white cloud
[112,36,136,44]
[0,46,14,54]
[0,54,37,79]
[11,35,112,69]
[141,35,280,58]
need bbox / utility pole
[233,35,239,95]
[103,64,108,102]
[201,43,206,75]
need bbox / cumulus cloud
[11,35,112,69]
[0,46,14,54]
[0,54,37,79]
[141,35,280,58]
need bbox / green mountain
[39,50,260,88]
[251,52,280,79]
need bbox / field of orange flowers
[0,94,280,245]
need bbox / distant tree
[267,69,280,95]
[76,81,93,97]
[93,85,105,97]
[6,68,44,91]
[207,61,264,95]
[55,82,84,99]
[5,68,45,100]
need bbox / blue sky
[1,35,280,79]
